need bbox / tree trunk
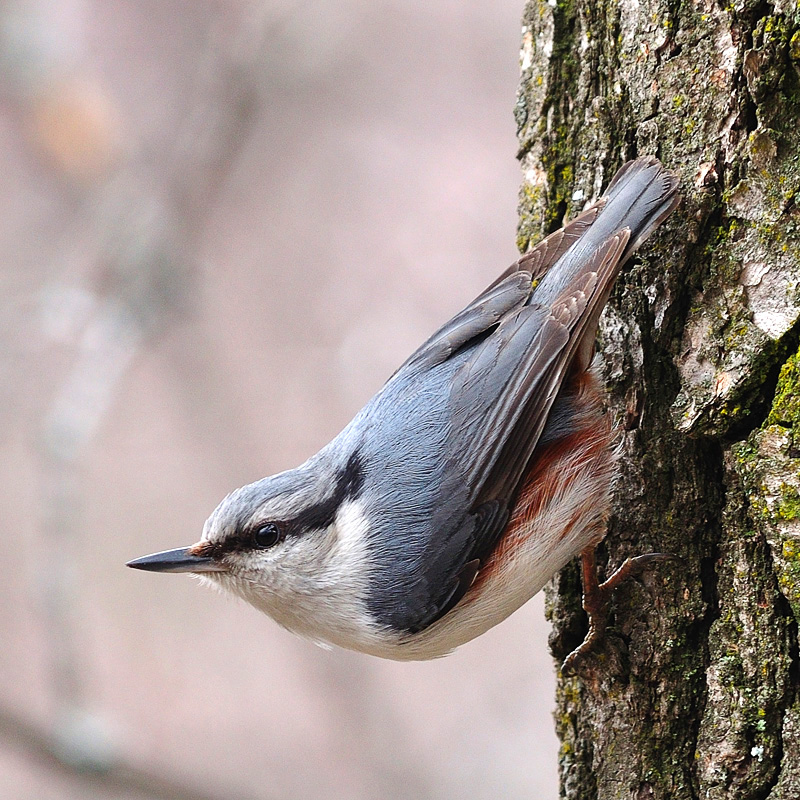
[516,1,800,797]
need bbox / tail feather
[602,156,681,260]
[530,157,679,308]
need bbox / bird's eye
[252,523,282,549]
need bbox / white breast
[207,499,396,653]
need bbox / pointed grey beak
[126,547,226,574]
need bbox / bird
[128,156,679,670]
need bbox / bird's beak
[126,546,226,574]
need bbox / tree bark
[516,1,800,798]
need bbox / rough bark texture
[516,1,800,798]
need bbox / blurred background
[0,1,559,798]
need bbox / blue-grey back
[312,157,680,633]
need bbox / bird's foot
[561,548,678,676]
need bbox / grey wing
[408,232,629,632]
[392,272,531,377]
[484,200,607,291]
[383,157,679,634]
[392,200,608,379]
[452,230,629,508]
[390,232,630,635]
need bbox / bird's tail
[530,157,680,308]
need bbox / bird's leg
[561,546,676,675]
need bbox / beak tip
[125,546,224,574]
[125,553,171,572]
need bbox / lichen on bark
[517,1,800,798]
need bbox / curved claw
[560,547,678,675]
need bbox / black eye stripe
[208,522,291,557]
[207,451,366,557]
[288,452,364,531]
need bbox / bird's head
[126,454,382,649]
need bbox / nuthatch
[128,157,679,669]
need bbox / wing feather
[451,230,629,508]
[407,231,630,632]
[394,272,532,376]
[370,157,680,635]
[484,200,606,292]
